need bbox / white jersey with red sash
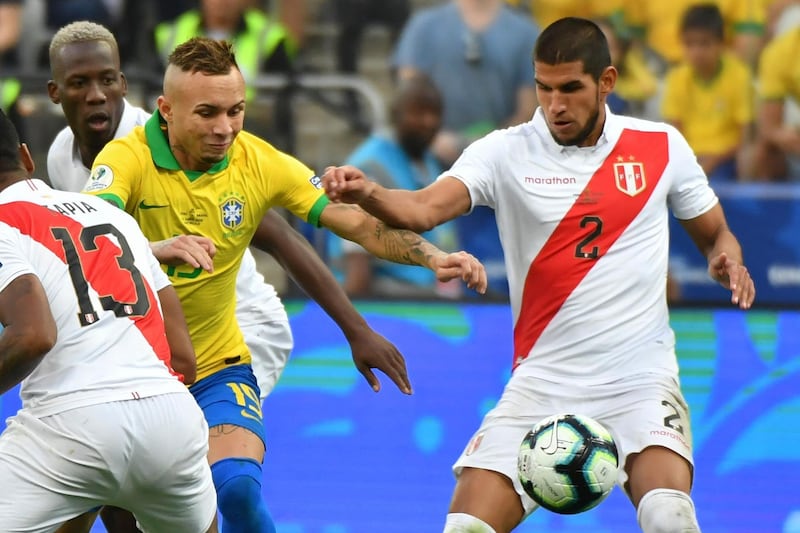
[0,179,187,417]
[445,108,717,384]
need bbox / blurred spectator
[594,17,658,117]
[661,4,753,182]
[0,0,24,141]
[267,0,307,50]
[153,0,299,149]
[393,0,538,167]
[621,0,766,71]
[505,0,620,29]
[752,24,800,180]
[327,75,460,298]
[331,0,410,130]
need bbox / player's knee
[443,512,497,533]
[637,488,700,533]
[211,457,265,521]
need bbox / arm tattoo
[373,219,439,267]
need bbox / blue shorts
[189,365,265,447]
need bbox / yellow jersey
[624,0,764,64]
[661,52,754,156]
[505,0,621,29]
[758,26,800,101]
[84,112,328,381]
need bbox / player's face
[47,40,127,150]
[681,29,722,77]
[395,101,441,159]
[158,68,246,172]
[534,60,615,147]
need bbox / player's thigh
[625,445,693,506]
[189,365,267,463]
[118,393,217,533]
[449,467,524,533]
[0,410,112,532]
[595,374,695,503]
[450,373,566,527]
[242,318,293,399]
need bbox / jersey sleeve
[665,126,719,220]
[83,138,142,212]
[0,226,34,293]
[441,131,504,211]
[265,150,328,226]
[757,34,791,100]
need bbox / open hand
[348,327,412,394]
[150,235,216,273]
[708,252,755,309]
[431,251,487,295]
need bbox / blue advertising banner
[1,302,798,532]
[670,184,800,305]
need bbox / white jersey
[46,101,286,326]
[47,99,151,193]
[0,180,187,417]
[446,108,718,383]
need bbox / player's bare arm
[319,202,487,294]
[149,234,216,273]
[679,203,755,309]
[0,274,57,394]
[322,165,471,233]
[157,285,197,385]
[759,100,800,155]
[251,210,412,394]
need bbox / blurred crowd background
[1,0,799,304]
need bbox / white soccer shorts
[243,317,294,400]
[0,392,216,533]
[452,371,694,515]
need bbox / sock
[211,457,276,533]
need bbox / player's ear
[19,143,34,175]
[156,95,171,122]
[47,80,60,104]
[120,71,128,96]
[598,66,617,98]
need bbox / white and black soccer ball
[518,413,619,515]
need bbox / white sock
[637,488,701,533]
[443,512,497,533]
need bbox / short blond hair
[49,20,119,71]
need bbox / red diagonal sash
[512,129,669,367]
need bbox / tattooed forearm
[374,219,439,267]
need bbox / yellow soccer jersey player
[85,112,327,381]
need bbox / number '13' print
[52,223,150,326]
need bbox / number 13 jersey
[0,179,186,417]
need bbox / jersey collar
[144,111,230,174]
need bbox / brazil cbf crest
[219,193,245,229]
[613,156,646,197]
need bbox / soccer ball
[517,413,619,514]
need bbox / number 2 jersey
[0,179,187,417]
[446,108,718,384]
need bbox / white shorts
[0,392,216,533]
[452,372,694,516]
[243,317,294,400]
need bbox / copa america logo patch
[84,165,113,192]
[220,197,244,229]
[309,175,322,189]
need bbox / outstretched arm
[323,165,472,233]
[679,203,755,309]
[157,285,197,385]
[252,210,412,394]
[318,191,486,294]
[0,274,57,394]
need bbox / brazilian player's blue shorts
[189,364,265,448]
